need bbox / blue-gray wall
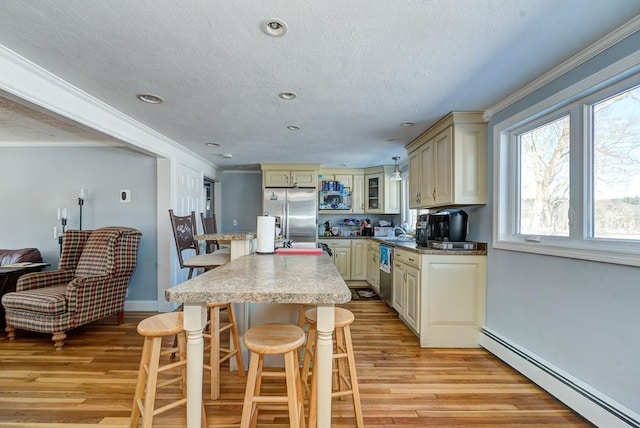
[473,30,640,412]
[0,146,157,301]
[220,171,263,233]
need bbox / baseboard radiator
[480,328,640,428]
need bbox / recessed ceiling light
[221,153,233,159]
[279,92,297,100]
[401,122,415,127]
[206,142,221,147]
[136,93,164,104]
[287,125,301,131]
[262,19,287,37]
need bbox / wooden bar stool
[129,312,206,428]
[240,323,306,428]
[301,307,364,428]
[203,302,245,399]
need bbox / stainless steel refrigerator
[263,188,317,243]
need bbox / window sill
[493,239,640,267]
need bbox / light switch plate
[120,189,131,203]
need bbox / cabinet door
[404,265,420,333]
[365,173,383,213]
[420,142,435,206]
[352,174,365,214]
[290,170,317,188]
[433,126,452,205]
[351,240,367,280]
[384,176,401,214]
[366,249,379,291]
[408,150,422,208]
[420,256,486,348]
[264,170,291,187]
[333,174,352,188]
[333,247,351,280]
[392,261,406,313]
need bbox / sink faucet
[393,226,407,237]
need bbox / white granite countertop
[165,253,352,304]
[194,232,255,241]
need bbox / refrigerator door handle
[285,203,290,239]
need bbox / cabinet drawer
[368,240,380,252]
[319,239,351,248]
[394,249,420,268]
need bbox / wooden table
[193,232,255,261]
[0,263,49,327]
[166,253,351,428]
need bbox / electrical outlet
[120,189,131,203]
[233,219,238,226]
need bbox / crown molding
[0,141,124,148]
[484,14,640,121]
[0,44,217,172]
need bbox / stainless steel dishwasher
[379,244,393,306]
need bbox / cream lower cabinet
[319,239,351,280]
[350,239,368,280]
[366,241,380,293]
[393,249,420,335]
[419,255,486,348]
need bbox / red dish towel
[274,248,324,255]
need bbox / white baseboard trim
[480,328,640,428]
[124,300,158,312]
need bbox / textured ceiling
[1,1,639,169]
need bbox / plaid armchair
[1,227,142,349]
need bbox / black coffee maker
[415,209,468,246]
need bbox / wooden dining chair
[200,212,230,253]
[168,209,229,279]
[200,212,220,253]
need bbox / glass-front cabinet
[365,173,383,213]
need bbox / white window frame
[493,54,640,267]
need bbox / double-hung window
[494,70,640,266]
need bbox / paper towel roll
[256,215,276,254]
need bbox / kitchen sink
[379,235,414,243]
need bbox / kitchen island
[166,253,351,428]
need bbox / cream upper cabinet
[261,163,320,188]
[364,166,400,214]
[352,174,365,214]
[319,169,366,214]
[406,112,487,208]
[408,150,422,209]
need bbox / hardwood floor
[0,301,593,427]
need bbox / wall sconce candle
[57,208,67,254]
[78,188,86,230]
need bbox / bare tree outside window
[592,85,640,240]
[519,116,570,236]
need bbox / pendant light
[390,156,402,181]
